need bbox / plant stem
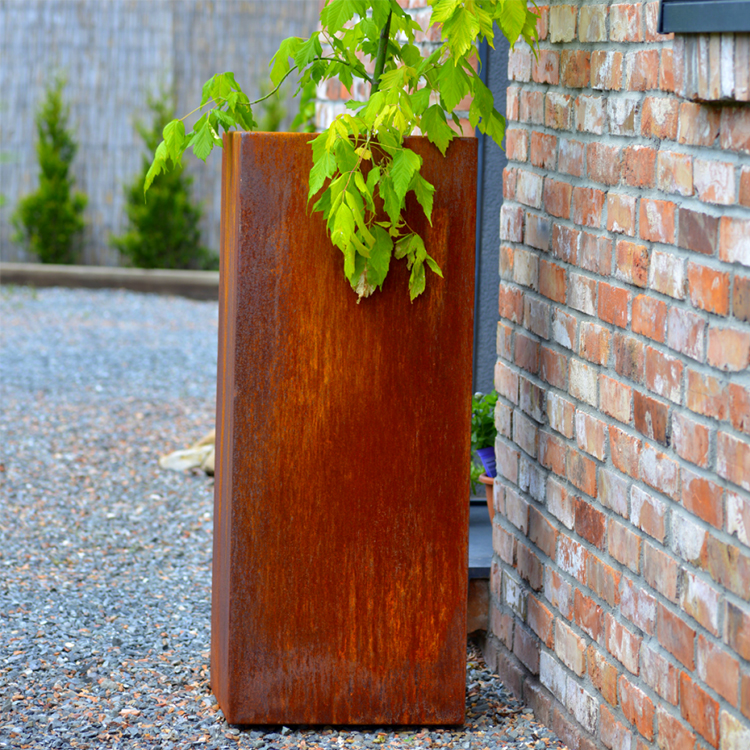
[370,11,393,95]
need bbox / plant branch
[370,11,393,95]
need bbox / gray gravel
[0,285,567,750]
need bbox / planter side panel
[214,132,477,725]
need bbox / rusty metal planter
[213,132,477,725]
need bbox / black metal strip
[659,0,750,33]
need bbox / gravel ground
[0,286,568,750]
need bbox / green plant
[146,0,538,300]
[291,80,318,133]
[257,81,287,132]
[12,78,87,264]
[470,459,483,495]
[112,96,216,270]
[471,390,498,452]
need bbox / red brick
[696,634,739,705]
[673,415,710,470]
[500,204,524,242]
[707,533,750,597]
[743,671,750,720]
[609,517,641,572]
[579,322,611,367]
[720,105,750,154]
[659,48,675,91]
[587,142,622,185]
[517,540,543,591]
[532,49,560,85]
[557,535,588,584]
[569,273,597,316]
[495,361,519,404]
[515,333,540,376]
[640,442,680,500]
[632,485,667,542]
[572,186,605,228]
[527,594,554,648]
[520,89,545,124]
[657,150,693,196]
[720,216,750,267]
[666,307,705,361]
[591,50,623,90]
[573,589,605,643]
[678,101,720,146]
[607,193,637,236]
[493,524,515,566]
[516,169,543,209]
[496,441,519,484]
[528,506,558,559]
[620,675,655,739]
[525,211,552,251]
[496,321,513,361]
[524,296,551,340]
[599,468,629,518]
[543,178,572,220]
[609,97,639,136]
[645,346,681,402]
[514,622,540,674]
[610,3,643,42]
[555,618,586,676]
[680,672,719,747]
[729,382,750,435]
[649,251,686,300]
[609,425,642,479]
[616,240,649,287]
[561,50,591,88]
[707,328,750,372]
[540,347,568,391]
[599,283,631,328]
[657,706,697,750]
[575,94,606,135]
[534,4,549,40]
[505,128,528,162]
[545,565,573,618]
[633,391,669,446]
[726,600,750,661]
[740,166,750,208]
[588,554,622,607]
[622,145,656,187]
[508,47,532,82]
[600,375,632,424]
[552,308,577,350]
[530,131,557,170]
[506,86,520,122]
[640,198,676,244]
[694,158,736,205]
[614,333,645,384]
[549,4,577,42]
[687,262,729,316]
[632,295,667,342]
[502,167,517,200]
[686,369,727,420]
[620,575,657,634]
[580,231,612,275]
[606,613,641,674]
[678,207,719,256]
[658,603,695,670]
[545,92,573,130]
[498,283,524,323]
[642,644,679,705]
[540,431,567,477]
[575,498,606,549]
[735,275,750,326]
[625,49,659,91]
[642,97,679,140]
[558,138,585,177]
[588,647,618,706]
[550,223,578,264]
[644,541,679,601]
[568,449,598,498]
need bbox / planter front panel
[213,132,477,725]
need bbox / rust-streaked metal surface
[213,132,477,726]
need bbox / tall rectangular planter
[213,132,477,725]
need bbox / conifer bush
[12,79,87,264]
[112,97,216,270]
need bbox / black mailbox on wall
[659,0,750,33]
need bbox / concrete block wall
[486,2,750,750]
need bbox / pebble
[0,286,569,749]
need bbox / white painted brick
[540,651,567,704]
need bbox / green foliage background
[112,97,217,270]
[12,79,87,264]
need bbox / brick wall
[488,2,750,750]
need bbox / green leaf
[144,141,167,195]
[410,87,431,115]
[412,172,435,225]
[294,32,322,69]
[190,121,216,161]
[368,226,393,287]
[425,253,443,277]
[438,59,470,112]
[430,0,460,25]
[321,0,366,35]
[495,0,527,47]
[443,5,480,58]
[409,260,426,301]
[269,37,302,87]
[162,120,185,165]
[200,75,216,108]
[421,105,455,155]
[332,203,355,250]
[309,133,337,199]
[390,148,421,204]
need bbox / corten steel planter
[213,131,477,725]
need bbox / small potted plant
[472,390,498,520]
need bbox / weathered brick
[575,95,606,135]
[608,97,639,136]
[495,360,519,404]
[720,710,750,750]
[615,333,645,384]
[610,3,643,42]
[561,50,591,89]
[540,650,567,704]
[552,308,577,350]
[517,540,544,591]
[606,613,641,674]
[720,216,750,267]
[666,307,705,361]
[588,552,622,606]
[524,296,551,340]
[686,369,727,420]
[527,593,554,647]
[640,442,680,500]
[633,295,667,343]
[678,101,720,146]
[543,178,572,220]
[687,262,729,316]
[672,511,709,568]
[599,468,628,518]
[697,634,738,704]
[609,425,642,479]
[727,490,750,546]
[500,204,524,243]
[516,169,544,209]
[657,150,693,196]
[660,48,675,91]
[532,49,560,86]
[579,4,608,42]
[620,674,655,739]
[694,158,736,205]
[540,348,568,393]
[498,283,524,324]
[545,92,573,130]
[591,50,623,90]
[620,575,657,634]
[520,89,545,124]
[545,564,573,618]
[570,358,598,406]
[576,408,607,459]
[726,600,750,661]
[607,193,637,236]
[645,346,682,403]
[580,232,612,275]
[622,145,656,187]
[707,327,750,372]
[549,4,578,43]
[631,485,667,541]
[575,496,606,547]
[506,85,520,122]
[513,408,540,457]
[644,541,679,602]
[641,97,679,140]
[609,518,641,573]
[601,704,633,750]
[572,186,605,228]
[717,432,750,492]
[707,533,750,599]
[558,138,586,178]
[600,375,632,424]
[505,128,529,163]
[680,671,719,747]
[530,131,557,170]
[673,415,710,470]
[720,105,750,154]
[513,247,539,291]
[514,622,541,674]
[557,535,588,584]
[528,506,558,560]
[657,706,696,750]
[598,283,630,328]
[649,250,686,299]
[556,618,586,676]
[642,643,679,705]
[659,603,695,670]
[540,431,568,478]
[588,647,618,706]
[678,207,719,255]
[640,198,676,244]
[625,49,659,91]
[587,142,622,186]
[496,441,520,484]
[616,240,649,287]
[508,47,533,82]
